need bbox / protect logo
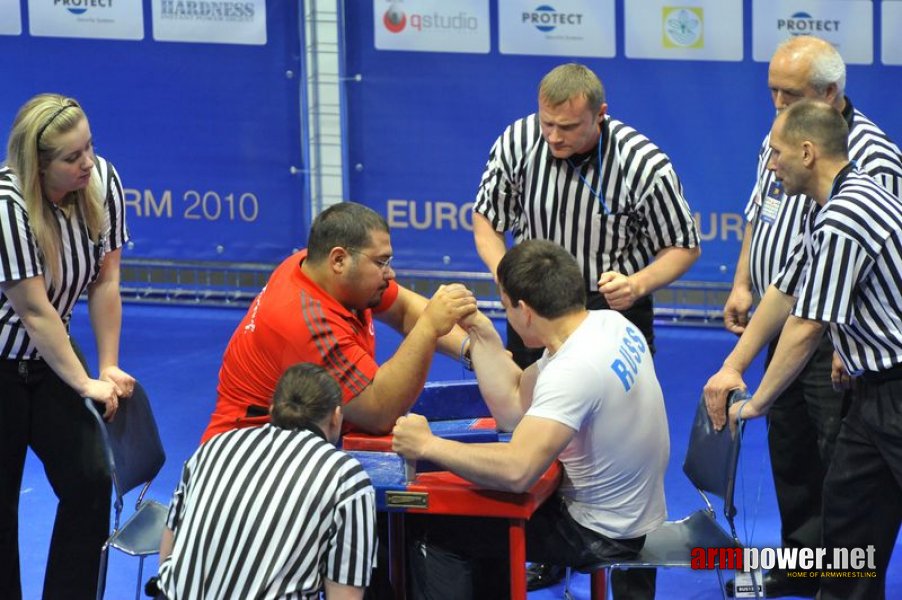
[522,4,583,33]
[777,11,840,36]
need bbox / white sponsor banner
[625,1,743,61]
[881,1,902,65]
[752,0,873,64]
[29,0,143,40]
[498,0,615,58]
[374,0,490,54]
[0,0,22,35]
[152,0,266,45]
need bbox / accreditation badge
[759,180,783,225]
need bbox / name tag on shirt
[759,181,783,225]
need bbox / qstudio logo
[381,1,479,35]
[777,11,840,36]
[663,6,703,49]
[53,0,113,17]
[522,5,583,33]
[383,1,406,33]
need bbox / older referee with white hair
[707,100,902,600]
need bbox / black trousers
[505,293,655,369]
[820,377,902,600]
[407,496,655,600]
[765,334,848,555]
[0,359,111,600]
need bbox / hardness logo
[663,6,703,49]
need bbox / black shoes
[526,563,567,591]
[725,570,818,598]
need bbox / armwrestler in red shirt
[202,202,477,443]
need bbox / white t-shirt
[527,310,669,539]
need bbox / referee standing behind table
[474,62,700,364]
[709,35,902,598]
[472,62,700,590]
[711,100,902,600]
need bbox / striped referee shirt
[745,99,902,297]
[774,166,902,374]
[474,114,699,291]
[0,155,128,359]
[158,424,377,600]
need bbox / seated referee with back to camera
[153,363,378,599]
[392,239,670,600]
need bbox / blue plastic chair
[564,390,750,600]
[85,381,167,600]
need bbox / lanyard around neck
[566,129,610,215]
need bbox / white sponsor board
[0,0,23,35]
[625,1,743,61]
[498,0,615,58]
[374,0,490,54]
[29,0,144,40]
[881,1,902,65]
[152,0,267,45]
[752,0,873,64]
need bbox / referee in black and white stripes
[156,363,377,600]
[473,63,700,366]
[0,94,133,599]
[709,100,902,599]
[711,35,902,598]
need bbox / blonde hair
[6,93,104,286]
[538,63,606,113]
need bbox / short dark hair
[781,99,849,159]
[271,363,342,429]
[496,240,586,319]
[306,202,389,263]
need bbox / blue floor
[18,303,902,599]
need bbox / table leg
[389,513,406,599]
[590,568,608,600]
[509,518,527,599]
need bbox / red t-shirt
[201,250,399,443]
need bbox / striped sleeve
[165,457,193,531]
[639,163,699,252]
[0,190,42,283]
[102,159,129,252]
[744,183,761,223]
[771,227,809,298]
[849,116,902,200]
[473,118,534,233]
[744,135,770,223]
[325,463,377,588]
[793,226,870,324]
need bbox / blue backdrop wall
[1,0,899,283]
[0,0,306,264]
[342,0,902,282]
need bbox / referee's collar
[276,421,328,440]
[560,116,609,166]
[829,161,856,200]
[841,96,854,126]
